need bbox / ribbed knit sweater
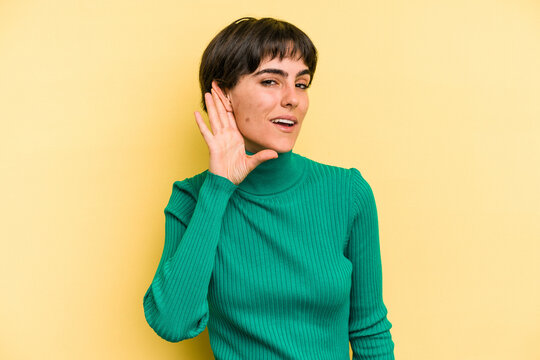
[143,149,394,359]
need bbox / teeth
[271,119,295,125]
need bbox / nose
[280,83,299,109]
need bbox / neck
[238,148,306,195]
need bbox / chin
[269,141,295,154]
[245,137,297,154]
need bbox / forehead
[254,56,309,73]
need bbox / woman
[143,17,395,359]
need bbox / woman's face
[225,56,311,154]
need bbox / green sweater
[143,149,394,359]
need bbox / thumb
[246,149,279,171]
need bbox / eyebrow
[253,68,311,78]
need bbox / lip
[270,120,297,133]
[270,115,297,124]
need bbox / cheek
[235,95,274,122]
[300,95,309,114]
[234,100,255,124]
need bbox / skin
[194,56,311,185]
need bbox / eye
[261,79,277,86]
[296,83,309,90]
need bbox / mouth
[269,117,297,133]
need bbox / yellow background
[1,1,539,359]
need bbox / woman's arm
[143,171,237,342]
[348,168,395,359]
[144,80,277,343]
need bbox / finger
[210,88,228,129]
[194,111,213,145]
[211,81,236,129]
[205,92,222,133]
[246,149,279,171]
[227,110,239,131]
[212,80,233,113]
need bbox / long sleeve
[143,171,237,342]
[347,168,395,359]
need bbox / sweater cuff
[202,170,238,197]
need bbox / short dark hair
[198,17,318,112]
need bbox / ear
[211,80,233,112]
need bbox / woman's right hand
[193,82,278,185]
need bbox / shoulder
[165,169,209,213]
[295,152,370,191]
[297,154,376,215]
[348,167,377,219]
[296,153,350,182]
[349,167,374,197]
[182,169,210,198]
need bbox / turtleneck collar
[237,148,307,196]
